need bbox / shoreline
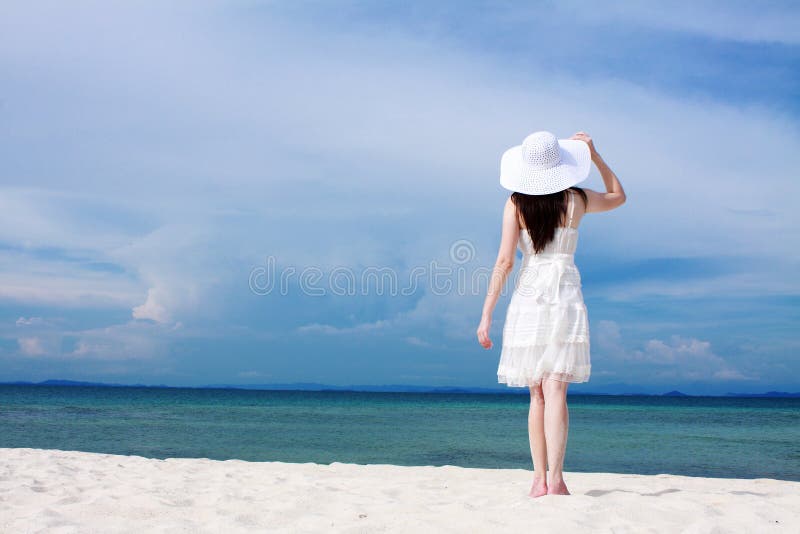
[2,448,798,533]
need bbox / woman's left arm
[477,197,520,349]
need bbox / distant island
[1,380,799,397]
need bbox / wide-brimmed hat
[500,131,591,195]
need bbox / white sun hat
[500,131,591,195]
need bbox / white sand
[1,448,798,533]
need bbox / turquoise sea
[1,385,798,481]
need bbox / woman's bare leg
[528,383,548,497]
[542,376,571,495]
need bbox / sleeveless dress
[497,189,591,387]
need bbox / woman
[476,131,626,497]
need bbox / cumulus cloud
[132,288,171,324]
[17,337,46,357]
[594,319,759,383]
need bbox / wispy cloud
[561,0,800,44]
[296,320,392,335]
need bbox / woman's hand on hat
[571,131,598,159]
[476,315,493,349]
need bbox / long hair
[511,186,588,254]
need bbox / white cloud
[711,368,754,381]
[66,321,170,360]
[596,319,623,351]
[594,319,759,382]
[0,244,142,309]
[17,337,46,356]
[637,336,720,366]
[405,336,431,347]
[132,288,171,324]
[296,319,391,335]
[16,316,44,326]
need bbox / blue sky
[0,0,798,395]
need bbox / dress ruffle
[499,299,591,387]
[502,300,590,347]
[497,340,591,387]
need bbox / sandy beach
[0,448,797,533]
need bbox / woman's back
[517,189,584,257]
[515,185,624,256]
[516,186,620,232]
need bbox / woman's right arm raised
[571,131,627,213]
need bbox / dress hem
[497,366,591,388]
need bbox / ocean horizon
[4,379,799,397]
[2,384,798,482]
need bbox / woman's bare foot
[547,476,571,495]
[529,474,548,498]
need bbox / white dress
[497,189,591,387]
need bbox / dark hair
[511,186,588,254]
